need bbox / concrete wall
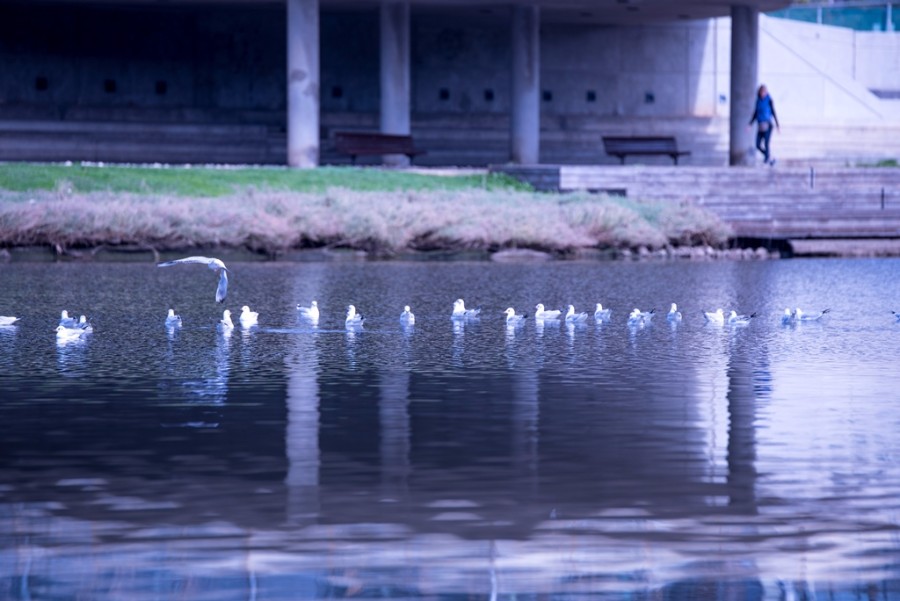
[0,4,285,123]
[855,30,900,92]
[759,14,900,125]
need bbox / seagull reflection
[56,331,89,376]
[179,330,230,407]
[345,328,360,370]
[452,319,466,366]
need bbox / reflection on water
[1,259,900,599]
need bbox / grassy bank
[0,163,731,257]
[0,162,527,196]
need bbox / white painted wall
[855,30,900,91]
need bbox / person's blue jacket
[750,95,779,128]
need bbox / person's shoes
[768,158,777,167]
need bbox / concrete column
[380,1,412,166]
[729,5,759,166]
[287,0,320,168]
[510,4,540,165]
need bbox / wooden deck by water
[493,165,900,256]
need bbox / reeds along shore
[0,188,731,257]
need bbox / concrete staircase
[493,164,900,250]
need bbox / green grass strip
[0,162,530,197]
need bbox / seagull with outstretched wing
[157,256,229,303]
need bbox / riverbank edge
[0,243,782,263]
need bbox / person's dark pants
[755,123,773,163]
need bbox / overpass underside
[0,0,788,167]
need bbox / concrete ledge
[789,238,900,257]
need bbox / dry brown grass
[0,188,732,255]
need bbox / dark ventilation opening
[35,76,49,91]
[484,89,494,102]
[644,91,655,104]
[438,88,450,101]
[155,80,168,95]
[542,90,553,102]
[331,85,343,98]
[586,90,596,102]
[104,79,117,94]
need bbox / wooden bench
[333,130,426,164]
[602,136,691,165]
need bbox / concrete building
[1,0,897,167]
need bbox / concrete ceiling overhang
[17,0,793,25]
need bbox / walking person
[749,84,780,166]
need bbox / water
[1,258,900,600]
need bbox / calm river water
[1,257,899,600]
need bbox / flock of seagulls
[52,310,93,341]
[5,297,838,344]
[2,254,896,342]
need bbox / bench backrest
[602,136,680,154]
[334,131,417,154]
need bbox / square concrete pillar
[729,5,759,166]
[510,4,541,165]
[380,1,411,166]
[287,0,320,168]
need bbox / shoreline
[0,243,781,263]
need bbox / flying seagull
[157,256,229,303]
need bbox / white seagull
[795,307,831,322]
[297,300,319,322]
[781,308,795,325]
[667,303,683,322]
[728,310,756,326]
[703,308,725,325]
[628,308,655,327]
[534,303,562,320]
[157,256,229,303]
[346,305,365,328]
[165,309,183,327]
[400,305,415,325]
[239,305,259,328]
[627,308,644,327]
[77,315,94,334]
[504,307,526,327]
[0,315,20,326]
[219,309,235,331]
[59,310,78,328]
[452,298,481,320]
[56,324,87,342]
[594,303,612,322]
[564,305,588,324]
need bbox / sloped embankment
[0,188,731,257]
